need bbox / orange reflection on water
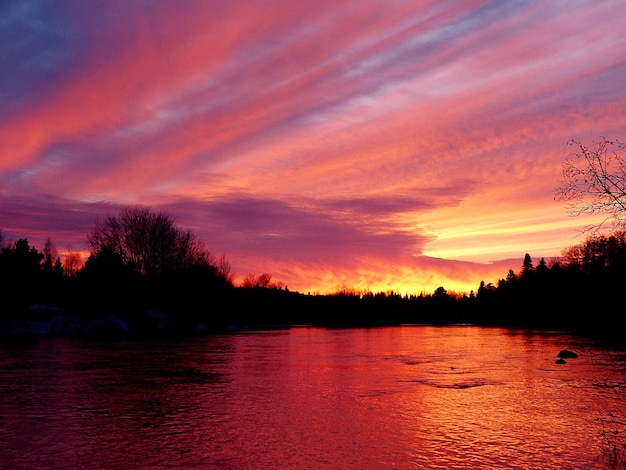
[1,327,621,468]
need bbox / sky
[1,0,626,295]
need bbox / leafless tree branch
[555,137,626,233]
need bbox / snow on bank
[0,312,131,336]
[0,307,215,336]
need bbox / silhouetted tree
[433,286,448,299]
[214,254,235,285]
[242,272,274,288]
[42,238,55,273]
[477,280,494,298]
[0,239,44,309]
[54,257,63,276]
[63,251,82,277]
[2,239,43,277]
[561,231,626,277]
[81,246,135,283]
[37,239,64,306]
[555,137,626,232]
[561,243,584,270]
[78,246,140,313]
[81,206,235,328]
[256,273,273,288]
[505,269,516,286]
[536,257,548,275]
[88,206,213,277]
[241,273,257,288]
[522,253,534,276]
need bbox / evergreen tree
[522,253,534,275]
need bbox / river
[1,326,625,469]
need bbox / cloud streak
[1,0,626,294]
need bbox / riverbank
[2,305,624,353]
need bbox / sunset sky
[1,0,625,295]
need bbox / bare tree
[560,230,626,272]
[63,251,83,277]
[241,272,273,288]
[241,273,258,288]
[256,272,273,288]
[555,137,626,233]
[88,206,212,276]
[214,254,234,284]
[42,238,57,272]
[43,238,56,262]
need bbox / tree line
[1,137,625,340]
[0,207,235,332]
[1,209,625,340]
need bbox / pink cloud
[1,0,626,294]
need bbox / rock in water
[557,349,578,359]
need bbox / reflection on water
[0,326,625,469]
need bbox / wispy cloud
[1,0,625,293]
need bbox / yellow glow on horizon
[245,255,513,297]
[422,207,601,262]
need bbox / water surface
[1,326,625,469]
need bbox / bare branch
[87,206,224,277]
[555,137,626,233]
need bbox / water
[1,326,625,469]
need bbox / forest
[1,205,625,343]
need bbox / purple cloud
[1,0,626,293]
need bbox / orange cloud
[1,1,626,296]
